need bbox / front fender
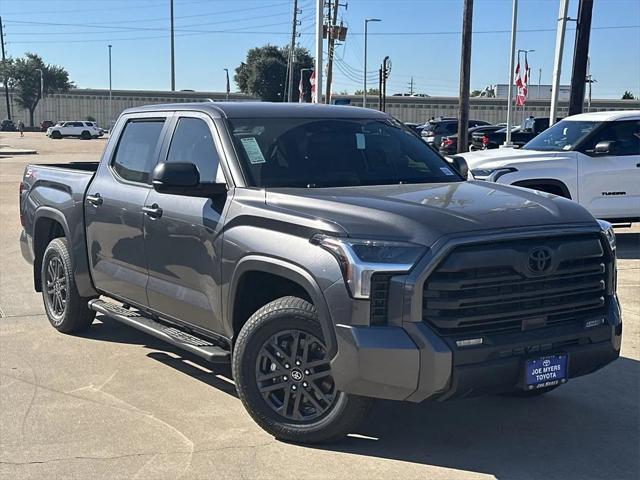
[227,255,338,358]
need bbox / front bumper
[331,296,621,402]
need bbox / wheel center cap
[290,369,304,382]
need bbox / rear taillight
[481,135,489,146]
[442,138,454,147]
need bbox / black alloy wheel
[255,329,337,422]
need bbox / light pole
[108,44,112,131]
[224,68,230,101]
[363,18,381,108]
[35,68,44,123]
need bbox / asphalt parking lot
[1,132,639,480]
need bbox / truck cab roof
[123,101,389,120]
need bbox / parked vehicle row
[454,110,640,223]
[20,102,622,444]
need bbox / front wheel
[51,131,62,139]
[232,296,373,444]
[41,238,95,333]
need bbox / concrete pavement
[1,132,639,479]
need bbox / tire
[51,131,62,139]
[232,296,373,444]
[81,131,92,140]
[41,238,95,333]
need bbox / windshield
[523,120,601,151]
[228,118,462,188]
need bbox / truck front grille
[423,234,609,336]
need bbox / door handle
[142,204,163,218]
[86,193,103,206]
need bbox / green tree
[471,89,483,97]
[235,45,313,102]
[0,53,73,126]
[621,90,635,100]
[353,88,380,96]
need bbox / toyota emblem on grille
[528,246,553,275]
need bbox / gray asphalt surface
[1,132,639,480]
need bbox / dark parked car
[40,120,55,132]
[19,102,621,444]
[439,124,504,155]
[472,117,551,150]
[1,119,17,131]
[421,119,491,148]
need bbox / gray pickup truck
[19,102,622,444]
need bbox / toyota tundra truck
[19,102,622,444]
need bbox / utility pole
[457,0,474,153]
[378,66,383,110]
[549,0,569,125]
[314,0,323,103]
[224,68,230,101]
[537,67,541,100]
[287,0,300,102]
[504,0,518,147]
[381,56,390,112]
[35,68,44,123]
[108,44,112,130]
[324,0,340,104]
[586,57,596,112]
[170,0,175,91]
[0,17,11,120]
[408,76,414,95]
[363,18,381,107]
[569,0,593,116]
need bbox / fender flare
[227,255,338,357]
[32,207,72,291]
[511,178,572,199]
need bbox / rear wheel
[81,131,91,140]
[41,238,95,333]
[232,296,373,444]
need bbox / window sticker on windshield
[240,137,266,164]
[440,167,455,176]
[355,133,366,150]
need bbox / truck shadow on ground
[84,315,638,479]
[615,231,639,260]
[317,356,639,480]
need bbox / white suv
[46,121,102,140]
[456,110,640,223]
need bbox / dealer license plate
[525,354,567,389]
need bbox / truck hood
[265,181,595,246]
[457,148,574,169]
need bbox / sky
[1,0,639,99]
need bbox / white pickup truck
[455,111,640,223]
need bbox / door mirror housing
[592,140,617,155]
[152,162,227,196]
[447,155,469,178]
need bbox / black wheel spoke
[308,382,332,405]
[306,359,330,369]
[256,370,283,382]
[281,388,291,415]
[290,331,301,361]
[259,381,287,394]
[292,390,303,419]
[307,371,331,381]
[302,388,323,411]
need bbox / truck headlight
[597,219,616,251]
[311,234,426,299]
[470,167,517,182]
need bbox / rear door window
[112,119,166,183]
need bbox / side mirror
[593,140,616,155]
[151,162,227,196]
[447,155,469,178]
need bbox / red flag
[309,70,316,101]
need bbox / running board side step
[88,299,230,363]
